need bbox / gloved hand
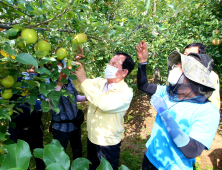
[150,94,168,114]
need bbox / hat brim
[168,51,215,89]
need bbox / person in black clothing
[48,59,86,160]
[8,71,45,170]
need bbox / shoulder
[194,101,220,120]
[116,81,133,95]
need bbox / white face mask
[104,65,124,79]
[168,67,183,85]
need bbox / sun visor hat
[168,51,215,89]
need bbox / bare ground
[121,91,222,170]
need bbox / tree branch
[161,8,184,22]
[0,24,76,33]
[118,25,148,41]
[0,23,112,43]
[0,24,11,30]
[29,8,69,27]
[0,1,33,18]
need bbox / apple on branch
[55,48,67,60]
[36,40,51,52]
[21,29,38,45]
[1,89,13,100]
[1,76,15,88]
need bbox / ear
[123,69,128,78]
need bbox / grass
[119,150,142,170]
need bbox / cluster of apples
[18,29,87,60]
[1,75,15,100]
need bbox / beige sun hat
[167,51,215,90]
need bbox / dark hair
[184,43,206,54]
[115,52,135,76]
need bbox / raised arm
[136,41,157,95]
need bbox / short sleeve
[189,104,220,149]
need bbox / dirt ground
[121,91,222,170]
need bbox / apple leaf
[119,165,129,170]
[49,99,60,113]
[47,91,62,101]
[0,108,11,121]
[40,82,49,96]
[71,158,91,170]
[33,148,44,159]
[96,157,113,170]
[26,95,38,105]
[5,28,19,37]
[62,69,70,76]
[1,140,32,170]
[25,3,34,11]
[61,78,68,84]
[46,163,66,170]
[69,75,77,80]
[0,98,6,104]
[12,82,22,88]
[0,124,7,141]
[46,82,57,91]
[41,100,50,112]
[11,25,25,30]
[16,53,38,68]
[35,67,52,75]
[50,139,64,151]
[43,143,70,170]
[0,154,7,165]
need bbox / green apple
[71,38,78,44]
[2,89,13,100]
[55,48,67,60]
[17,41,26,49]
[67,60,75,67]
[21,29,38,44]
[36,40,51,51]
[76,33,87,44]
[8,110,13,116]
[1,76,14,88]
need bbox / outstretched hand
[150,94,168,115]
[70,61,87,84]
[75,46,85,61]
[136,41,148,63]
